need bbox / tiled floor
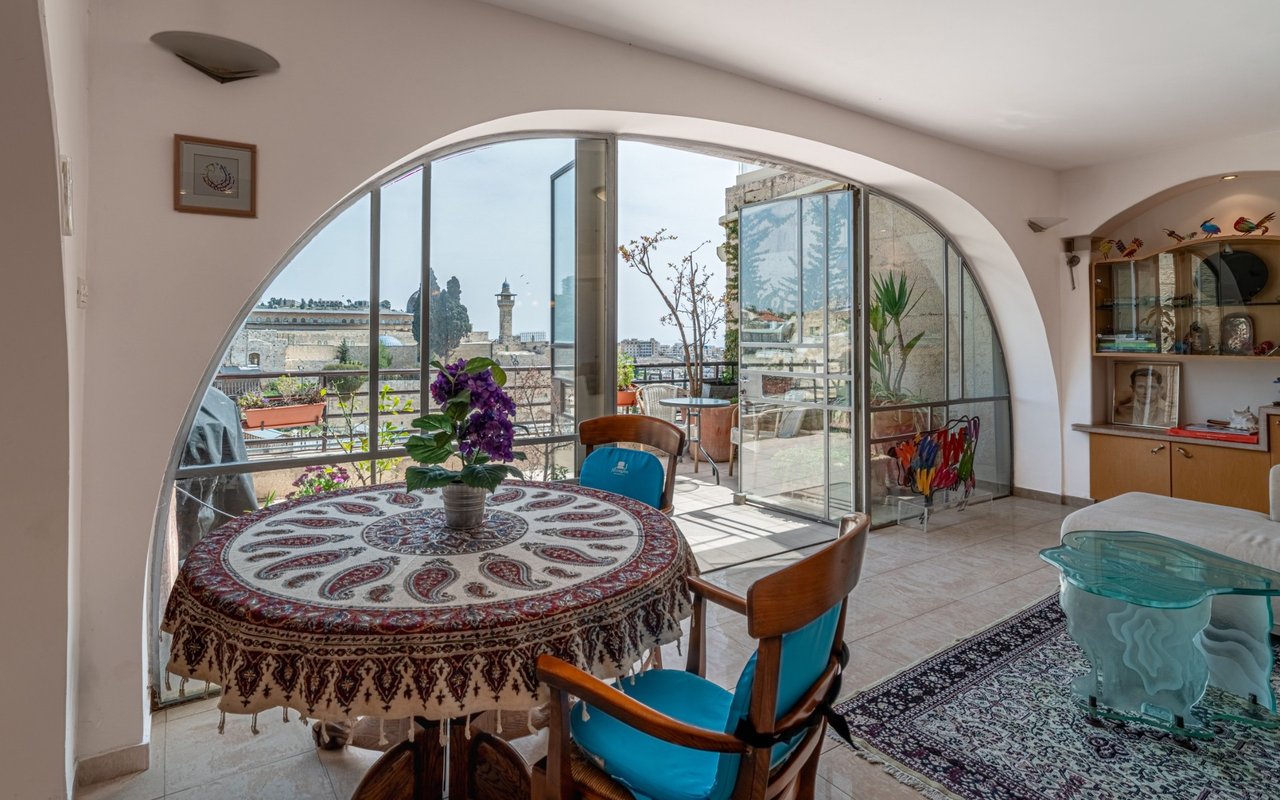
[81,468,1069,800]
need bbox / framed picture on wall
[1110,361,1180,429]
[173,134,256,217]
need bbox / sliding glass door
[737,190,857,521]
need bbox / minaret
[495,280,516,346]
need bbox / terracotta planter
[870,406,924,440]
[617,388,638,407]
[699,404,737,463]
[242,402,326,430]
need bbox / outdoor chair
[536,512,870,800]
[636,383,685,426]
[578,415,685,515]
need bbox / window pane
[430,139,576,445]
[377,167,423,469]
[827,192,854,375]
[868,195,945,405]
[962,266,1010,397]
[741,199,800,344]
[801,195,826,344]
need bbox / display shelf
[1092,236,1280,359]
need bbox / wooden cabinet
[1089,435,1170,501]
[1086,429,1270,512]
[1170,442,1269,512]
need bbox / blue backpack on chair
[579,445,666,510]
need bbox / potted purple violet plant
[405,357,525,528]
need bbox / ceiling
[481,0,1280,170]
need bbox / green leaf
[512,450,527,461]
[406,465,461,491]
[901,330,927,358]
[410,413,452,432]
[459,463,518,491]
[462,357,507,386]
[405,435,455,465]
[429,359,446,372]
[446,390,472,410]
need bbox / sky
[267,140,744,344]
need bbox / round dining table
[162,479,695,799]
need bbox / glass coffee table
[1040,530,1280,739]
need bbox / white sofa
[1061,465,1280,621]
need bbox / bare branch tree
[620,230,726,397]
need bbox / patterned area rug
[834,595,1280,799]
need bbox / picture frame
[173,134,256,217]
[1109,361,1180,429]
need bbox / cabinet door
[1171,443,1269,512]
[1089,435,1171,501]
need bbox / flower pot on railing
[617,388,639,407]
[242,402,326,430]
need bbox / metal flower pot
[441,482,489,529]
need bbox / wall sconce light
[1221,174,1239,181]
[1027,217,1067,233]
[150,31,279,83]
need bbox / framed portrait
[173,134,256,217]
[1110,361,1180,429]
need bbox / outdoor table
[162,479,695,799]
[658,396,730,481]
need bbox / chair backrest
[578,415,686,514]
[636,383,684,425]
[713,513,870,800]
[775,389,814,439]
[579,446,666,510]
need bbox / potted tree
[239,375,327,430]
[617,352,638,408]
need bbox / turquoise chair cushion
[571,669,733,800]
[579,446,665,509]
[572,605,844,800]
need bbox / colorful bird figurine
[1163,228,1185,243]
[1200,218,1222,237]
[1119,237,1143,258]
[1099,240,1115,259]
[1234,212,1276,236]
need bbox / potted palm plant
[616,352,638,408]
[239,375,327,430]
[405,357,525,529]
[869,271,926,439]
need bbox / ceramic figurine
[1119,238,1143,258]
[1182,322,1210,354]
[1228,406,1259,433]
[1163,228,1185,243]
[1200,218,1222,237]
[1234,212,1276,235]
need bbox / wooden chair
[536,513,870,800]
[579,415,686,516]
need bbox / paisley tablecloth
[162,480,695,724]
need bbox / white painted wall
[72,0,1066,761]
[43,0,92,789]
[0,1,72,796]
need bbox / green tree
[407,270,473,359]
